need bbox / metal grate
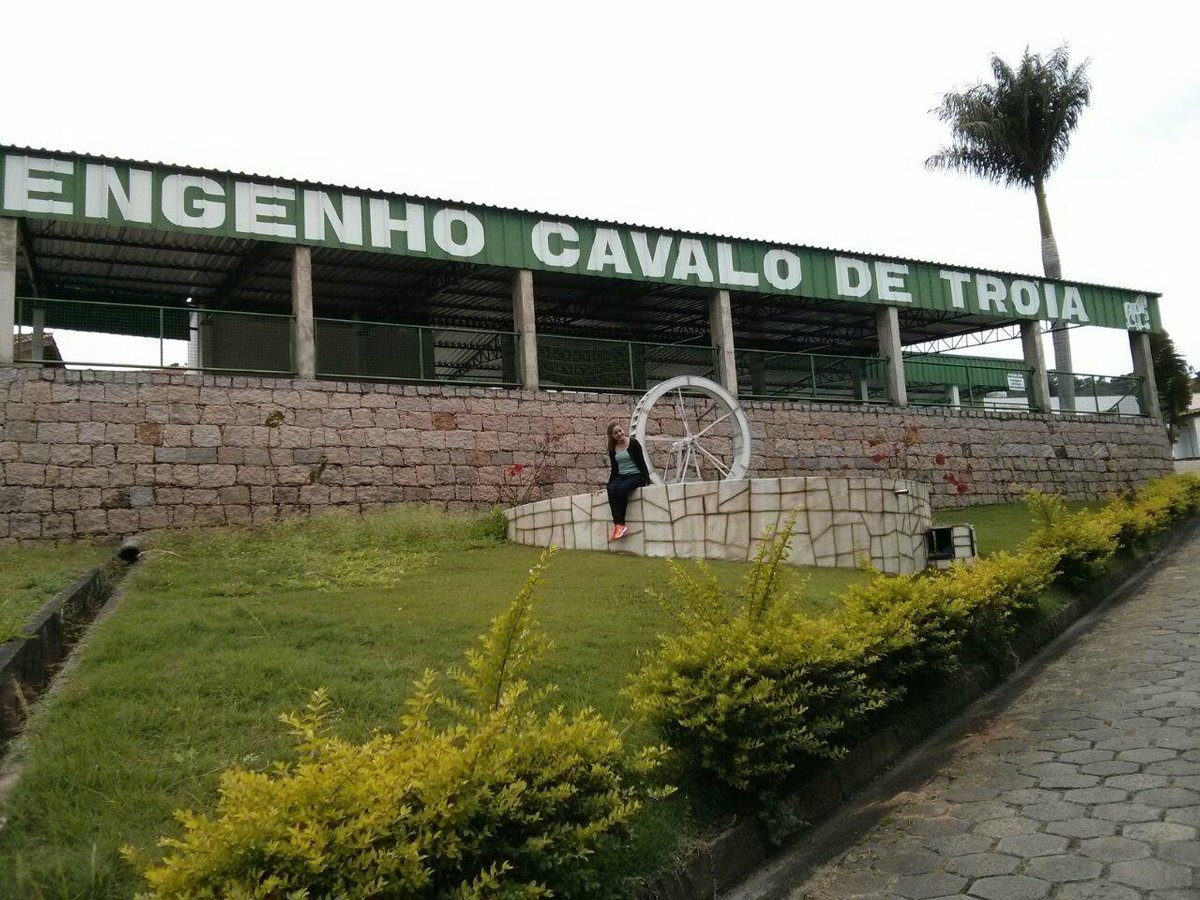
[1049,371,1145,417]
[535,334,718,392]
[737,348,887,403]
[315,318,519,386]
[14,296,294,374]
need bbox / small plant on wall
[497,424,565,507]
[263,410,334,518]
[866,423,922,478]
[867,424,971,494]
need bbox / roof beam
[905,324,1025,354]
[16,218,42,297]
[202,240,277,308]
[21,231,246,258]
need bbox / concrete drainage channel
[0,541,139,756]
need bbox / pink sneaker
[612,524,629,540]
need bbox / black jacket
[608,437,651,486]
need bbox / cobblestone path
[731,532,1200,900]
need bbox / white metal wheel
[629,376,752,485]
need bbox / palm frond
[927,46,1091,190]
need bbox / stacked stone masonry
[506,477,932,574]
[0,367,1174,542]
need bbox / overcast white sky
[5,0,1197,375]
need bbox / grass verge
[0,506,868,897]
[0,543,112,643]
[934,498,1100,556]
[1,499,1105,896]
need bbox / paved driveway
[727,530,1200,900]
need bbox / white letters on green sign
[162,174,225,228]
[0,149,1144,329]
[4,156,73,214]
[84,165,153,223]
[304,191,363,246]
[369,198,425,252]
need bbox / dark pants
[607,475,644,525]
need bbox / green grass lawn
[934,498,1100,556]
[0,543,112,642]
[0,507,869,897]
[0,499,1088,897]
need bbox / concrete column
[857,376,871,402]
[512,269,538,390]
[1020,320,1052,413]
[291,245,316,378]
[874,305,907,407]
[707,289,738,396]
[0,218,16,366]
[187,309,204,371]
[946,383,961,409]
[1129,330,1162,422]
[31,307,45,361]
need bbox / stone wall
[0,366,1174,542]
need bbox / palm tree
[927,46,1091,411]
[1151,331,1193,441]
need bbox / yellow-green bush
[628,521,1060,800]
[1021,491,1120,589]
[839,548,1058,684]
[132,549,666,899]
[628,525,894,796]
[1110,474,1200,545]
[630,474,1200,802]
[1022,474,1200,589]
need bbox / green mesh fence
[737,349,887,403]
[1049,371,1146,416]
[901,355,1032,409]
[535,334,718,392]
[314,319,519,386]
[14,296,293,374]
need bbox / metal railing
[6,297,1149,418]
[736,348,887,403]
[315,318,519,386]
[902,355,1033,410]
[13,296,294,374]
[1049,370,1146,417]
[535,334,718,392]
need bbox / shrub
[837,547,1057,689]
[131,548,666,899]
[1021,490,1119,589]
[1114,474,1200,544]
[632,519,1061,801]
[631,474,1198,806]
[1022,475,1200,589]
[628,523,893,798]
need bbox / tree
[1151,331,1193,440]
[927,46,1091,411]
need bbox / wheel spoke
[674,389,693,438]
[694,409,733,439]
[633,376,749,485]
[695,443,730,477]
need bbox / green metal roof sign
[0,148,1160,332]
